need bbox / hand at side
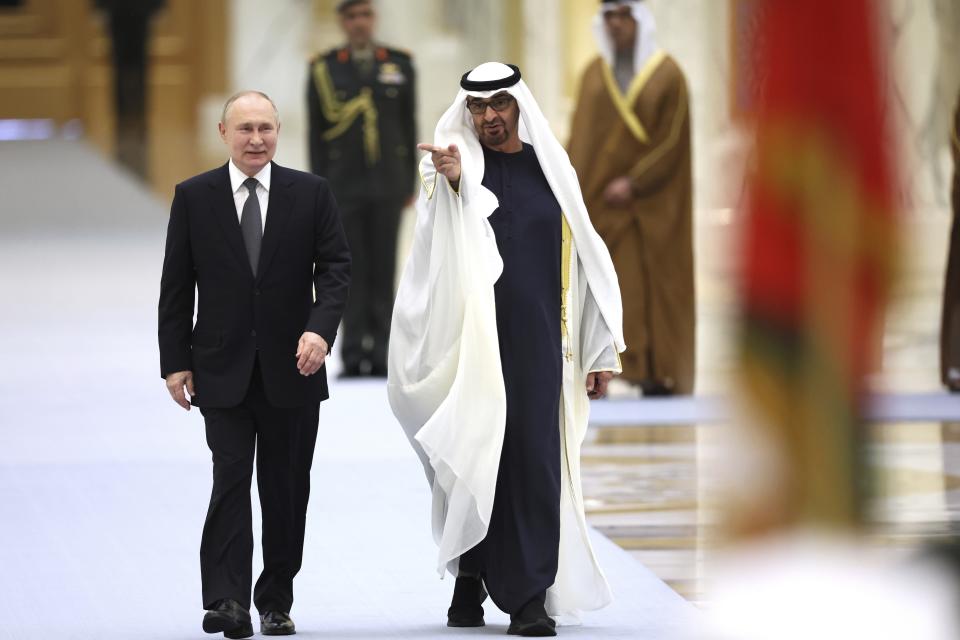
[165,370,194,410]
[297,331,329,376]
[586,371,614,399]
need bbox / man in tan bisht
[568,0,694,396]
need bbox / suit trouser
[199,360,320,612]
[339,198,403,373]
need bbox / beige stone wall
[0,0,228,198]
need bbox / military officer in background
[307,0,417,377]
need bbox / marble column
[199,0,315,171]
[374,0,509,144]
[887,0,960,214]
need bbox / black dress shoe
[203,599,253,639]
[260,610,296,636]
[447,575,487,627]
[507,595,556,637]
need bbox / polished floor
[581,425,703,601]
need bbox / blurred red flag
[736,0,899,534]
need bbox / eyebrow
[468,92,511,102]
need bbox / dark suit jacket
[158,161,351,408]
[307,44,417,204]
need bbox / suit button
[254,288,261,296]
[250,330,257,337]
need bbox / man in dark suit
[307,0,416,377]
[158,91,350,639]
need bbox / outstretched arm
[417,143,461,193]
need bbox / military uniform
[307,44,416,376]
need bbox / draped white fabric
[592,0,660,72]
[387,63,625,622]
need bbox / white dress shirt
[228,160,270,232]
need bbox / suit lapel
[208,163,254,279]
[256,162,294,282]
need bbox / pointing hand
[418,143,461,189]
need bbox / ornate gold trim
[630,82,687,180]
[312,60,380,165]
[600,49,668,145]
[627,50,668,105]
[560,215,573,362]
[418,163,438,201]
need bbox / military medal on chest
[377,61,406,85]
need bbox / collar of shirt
[351,45,374,61]
[228,160,271,231]
[228,159,271,195]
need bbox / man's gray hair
[220,90,280,124]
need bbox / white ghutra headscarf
[388,62,624,623]
[428,62,624,348]
[593,0,660,71]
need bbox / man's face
[218,94,279,177]
[467,92,521,150]
[604,5,638,54]
[339,1,375,49]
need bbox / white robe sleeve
[587,345,621,374]
[387,155,508,575]
[577,258,623,374]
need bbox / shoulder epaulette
[310,48,342,65]
[385,46,412,60]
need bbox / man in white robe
[387,62,625,636]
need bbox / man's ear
[218,122,227,142]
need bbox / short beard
[478,119,508,147]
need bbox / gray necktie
[240,177,262,275]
